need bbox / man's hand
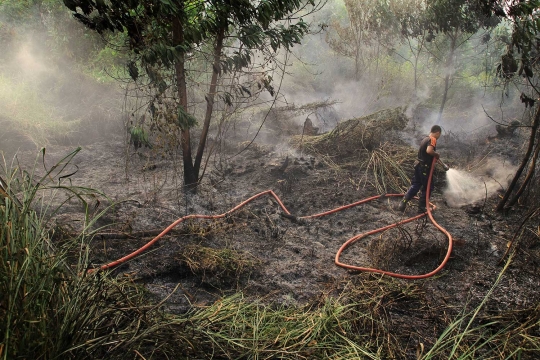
[438,159,449,171]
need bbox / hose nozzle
[439,160,450,172]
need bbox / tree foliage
[63,0,322,190]
[424,0,498,34]
[326,0,402,80]
[63,0,315,85]
[399,0,499,121]
[489,0,540,211]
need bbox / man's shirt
[417,135,437,166]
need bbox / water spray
[441,156,518,208]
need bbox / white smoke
[443,157,516,207]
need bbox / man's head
[430,125,442,139]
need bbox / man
[398,125,448,213]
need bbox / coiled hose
[90,158,453,279]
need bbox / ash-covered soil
[11,125,540,352]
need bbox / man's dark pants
[404,162,433,209]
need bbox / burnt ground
[10,125,540,355]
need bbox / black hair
[430,125,442,134]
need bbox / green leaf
[127,61,139,81]
[222,92,233,106]
[240,85,251,96]
[177,106,198,130]
[167,48,174,62]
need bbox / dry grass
[290,107,409,156]
[366,227,414,269]
[175,244,261,284]
[170,291,383,359]
[179,219,236,239]
[420,256,540,359]
[360,145,414,194]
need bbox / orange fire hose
[334,157,453,279]
[90,158,453,279]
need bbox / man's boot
[418,198,427,213]
[397,199,408,212]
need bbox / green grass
[420,255,540,360]
[0,149,157,359]
[173,293,380,359]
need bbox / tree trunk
[413,51,419,97]
[497,104,540,211]
[437,75,450,123]
[354,22,362,81]
[437,33,457,123]
[412,35,425,99]
[354,43,360,81]
[173,16,198,190]
[194,27,225,180]
[506,140,540,208]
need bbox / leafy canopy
[63,0,315,79]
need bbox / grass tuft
[176,244,261,285]
[0,149,167,359]
[420,255,540,359]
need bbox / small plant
[176,244,261,285]
[128,124,152,150]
